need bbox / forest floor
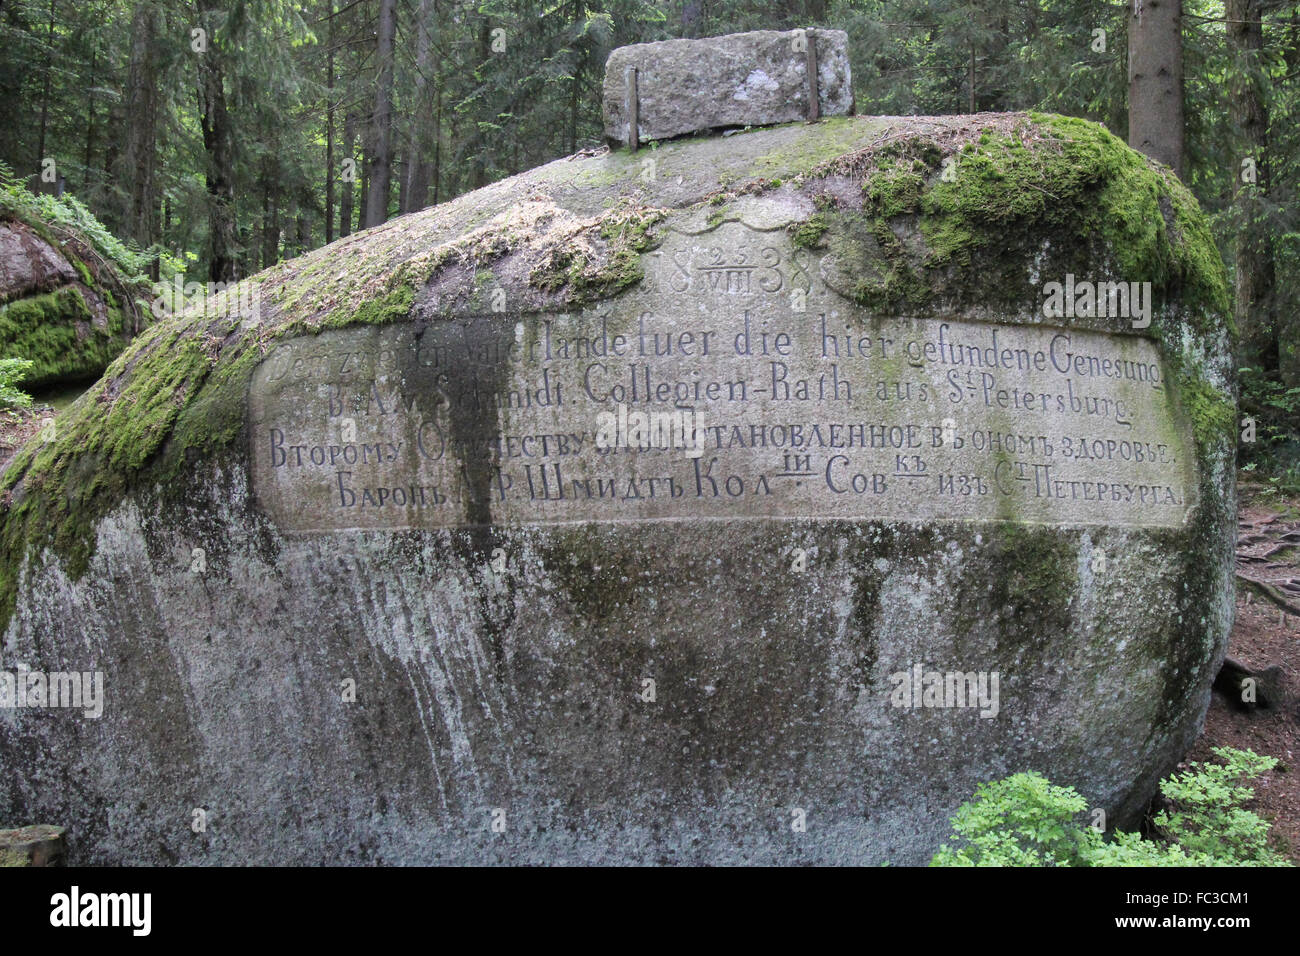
[0,402,52,473]
[1187,483,1300,863]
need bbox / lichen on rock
[0,111,1238,866]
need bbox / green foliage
[0,358,34,409]
[1154,747,1290,865]
[1239,365,1300,494]
[931,748,1293,867]
[0,163,149,284]
[930,772,1103,866]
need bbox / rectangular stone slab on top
[602,29,853,146]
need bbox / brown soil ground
[1185,484,1300,863]
[0,403,53,477]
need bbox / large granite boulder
[0,110,1234,865]
[0,213,147,389]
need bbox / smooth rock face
[602,29,852,144]
[0,223,77,301]
[0,115,1234,865]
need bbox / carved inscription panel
[248,222,1196,531]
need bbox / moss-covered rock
[0,213,150,389]
[0,112,1235,865]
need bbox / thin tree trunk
[325,0,335,243]
[403,0,435,213]
[82,39,96,192]
[968,42,976,112]
[1128,0,1185,176]
[340,112,355,238]
[359,161,369,231]
[1227,0,1285,382]
[35,0,54,187]
[568,0,581,153]
[197,0,239,282]
[363,0,397,227]
[261,167,278,269]
[471,19,492,189]
[397,148,408,213]
[121,0,159,246]
[431,87,442,206]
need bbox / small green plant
[1153,747,1288,864]
[0,358,35,410]
[931,747,1292,867]
[930,772,1101,866]
[0,162,152,284]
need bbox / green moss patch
[0,216,150,388]
[775,113,1230,325]
[789,213,829,249]
[1177,371,1236,449]
[0,286,125,387]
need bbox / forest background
[0,0,1294,480]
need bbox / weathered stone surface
[602,29,852,145]
[0,112,1235,865]
[251,230,1194,532]
[0,223,77,301]
[0,824,66,866]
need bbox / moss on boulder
[0,109,1233,663]
[0,112,1235,633]
[0,201,151,390]
[0,111,1238,865]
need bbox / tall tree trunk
[397,148,408,213]
[1227,0,1288,383]
[403,0,436,213]
[568,0,581,154]
[340,112,355,238]
[471,18,492,189]
[968,41,976,112]
[363,0,397,228]
[431,88,442,206]
[1128,0,1185,176]
[82,39,97,192]
[121,0,160,246]
[197,0,238,282]
[681,0,702,38]
[261,165,278,269]
[35,0,55,188]
[325,0,335,243]
[359,161,369,230]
